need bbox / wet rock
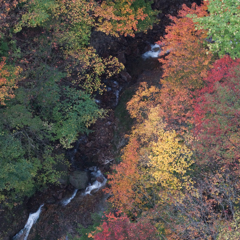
[114,90,120,107]
[69,171,89,190]
[95,99,101,104]
[103,79,119,89]
[120,71,132,82]
[96,176,105,183]
[111,81,119,88]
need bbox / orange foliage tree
[152,2,215,128]
[159,2,212,90]
[126,82,161,123]
[104,138,150,213]
[0,57,21,105]
[94,0,158,37]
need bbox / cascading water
[61,167,107,205]
[61,189,78,206]
[12,133,107,239]
[13,204,44,240]
[84,169,107,195]
[142,43,161,59]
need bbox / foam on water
[142,43,161,59]
[13,204,44,240]
[61,189,78,206]
[13,168,107,239]
[84,169,107,195]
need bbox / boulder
[69,171,89,189]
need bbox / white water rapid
[61,168,107,206]
[13,204,44,240]
[84,169,107,195]
[61,189,78,206]
[13,168,107,240]
[142,43,161,59]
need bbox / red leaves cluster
[103,2,240,239]
[92,212,158,240]
[158,83,194,128]
[194,55,240,131]
[193,56,240,172]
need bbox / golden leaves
[127,82,161,122]
[149,129,193,194]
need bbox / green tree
[0,63,104,207]
[190,0,240,59]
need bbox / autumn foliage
[159,2,213,90]
[193,56,240,173]
[105,2,240,239]
[104,138,146,212]
[0,57,20,105]
[94,0,158,37]
[149,2,215,128]
[90,212,158,240]
[1,0,240,238]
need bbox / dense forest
[0,0,240,239]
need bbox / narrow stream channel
[12,45,160,240]
[13,205,44,240]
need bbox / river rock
[69,171,89,189]
[120,71,132,82]
[96,176,105,183]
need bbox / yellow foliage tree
[129,105,195,203]
[107,101,194,215]
[148,129,193,196]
